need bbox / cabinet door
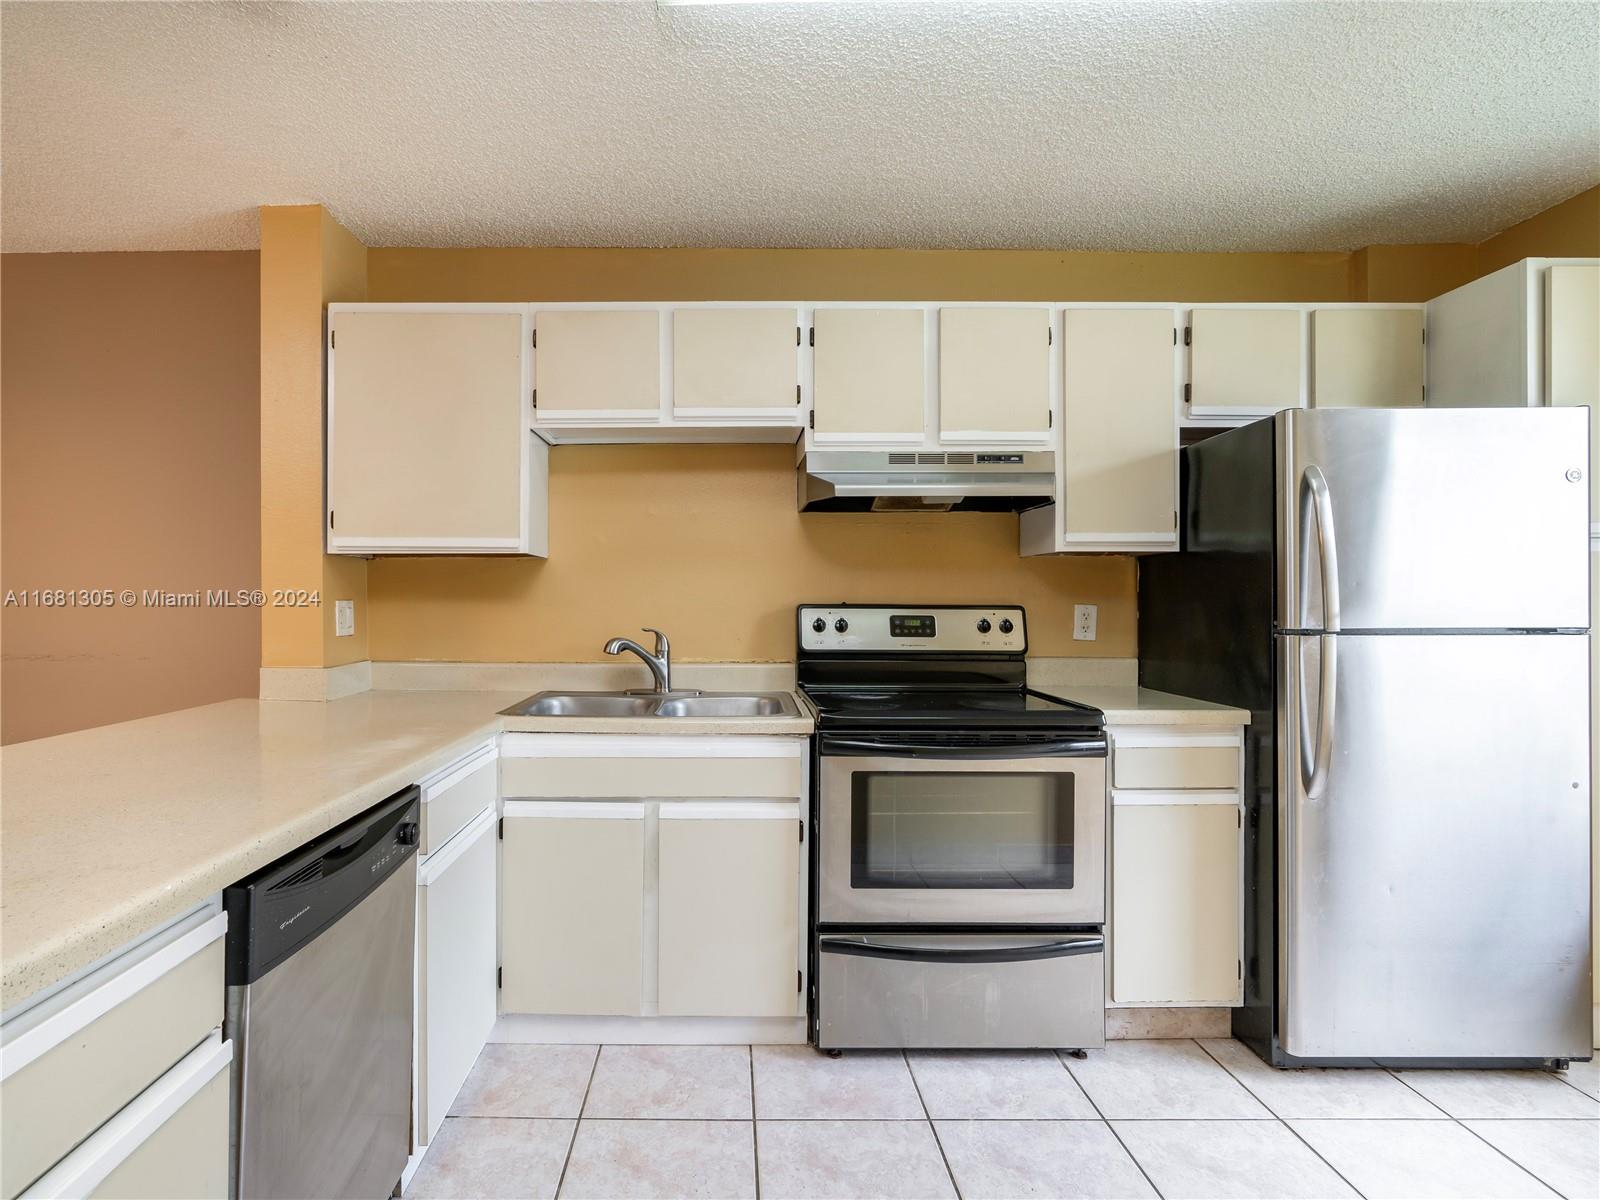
[938,307,1052,440]
[658,803,801,1017]
[672,308,799,415]
[1111,801,1240,1005]
[417,811,498,1145]
[1311,308,1424,408]
[1188,308,1303,415]
[534,309,661,419]
[811,308,925,440]
[328,307,531,552]
[1060,309,1177,545]
[1546,263,1599,532]
[500,803,645,1015]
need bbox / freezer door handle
[818,934,1104,964]
[1298,466,1340,799]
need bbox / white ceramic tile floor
[406,1039,1600,1200]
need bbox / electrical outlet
[335,599,355,638]
[1073,604,1097,641]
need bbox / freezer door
[1277,632,1591,1060]
[1276,407,1590,632]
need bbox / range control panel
[798,606,1026,654]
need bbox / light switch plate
[1073,604,1097,641]
[335,599,355,638]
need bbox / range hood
[798,449,1055,513]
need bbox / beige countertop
[1,690,813,1011]
[1055,686,1251,726]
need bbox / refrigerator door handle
[1299,466,1340,798]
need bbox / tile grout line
[1190,1038,1367,1200]
[1549,1066,1600,1102]
[749,1045,761,1200]
[1055,1048,1165,1199]
[553,1044,603,1200]
[903,1051,963,1200]
[1383,1067,1567,1199]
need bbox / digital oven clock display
[889,614,937,638]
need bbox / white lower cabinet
[416,808,498,1146]
[658,804,801,1017]
[498,734,809,1024]
[1107,724,1245,1008]
[500,802,647,1016]
[1111,799,1241,1006]
[1,906,231,1200]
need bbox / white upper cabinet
[1546,263,1599,531]
[1187,308,1304,416]
[533,309,661,421]
[672,307,800,418]
[810,308,925,441]
[938,307,1052,441]
[1311,308,1424,408]
[327,305,546,556]
[1057,308,1179,550]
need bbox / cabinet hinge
[796,326,801,347]
[1173,510,1179,530]
[531,388,537,409]
[329,509,335,530]
[1048,411,1053,428]
[808,411,814,429]
[1183,326,1192,346]
[1172,328,1177,345]
[498,817,504,840]
[808,327,814,347]
[497,966,503,988]
[1421,327,1426,344]
[1183,382,1192,405]
[329,330,335,350]
[1237,808,1242,828]
[1047,326,1052,345]
[532,328,537,348]
[1237,959,1242,980]
[797,969,803,993]
[796,384,802,405]
[798,819,805,843]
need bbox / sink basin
[653,694,797,718]
[502,690,799,720]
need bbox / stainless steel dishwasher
[224,786,420,1200]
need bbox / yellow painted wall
[366,444,1134,663]
[259,205,369,668]
[1477,185,1600,275]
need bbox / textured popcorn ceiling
[3,0,1597,253]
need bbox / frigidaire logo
[279,905,311,931]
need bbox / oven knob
[998,618,1014,634]
[834,618,849,633]
[976,618,991,633]
[811,618,826,633]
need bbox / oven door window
[850,771,1074,890]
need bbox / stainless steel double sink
[501,690,799,720]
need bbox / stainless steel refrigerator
[1140,406,1592,1067]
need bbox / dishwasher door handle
[818,934,1104,964]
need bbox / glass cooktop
[802,686,1103,730]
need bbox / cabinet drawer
[1113,744,1239,790]
[421,742,498,855]
[24,1034,231,1200]
[1,910,225,1199]
[501,754,803,799]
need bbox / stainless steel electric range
[797,604,1108,1052]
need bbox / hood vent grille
[886,452,979,466]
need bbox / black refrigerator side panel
[1137,417,1277,1058]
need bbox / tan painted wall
[259,206,369,668]
[1477,185,1600,275]
[367,444,1134,662]
[1,252,260,743]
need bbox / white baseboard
[492,1014,807,1045]
[259,660,372,701]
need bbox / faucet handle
[640,627,670,658]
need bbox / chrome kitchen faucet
[604,627,675,694]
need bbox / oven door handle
[817,934,1104,964]
[818,737,1106,759]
